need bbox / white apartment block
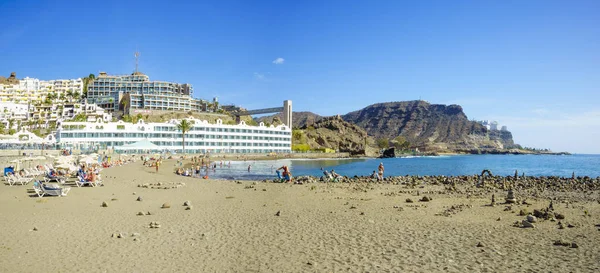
[477,120,506,131]
[0,102,111,131]
[0,102,29,121]
[0,76,83,104]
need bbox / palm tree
[26,120,35,130]
[82,73,96,98]
[66,90,74,102]
[176,119,193,154]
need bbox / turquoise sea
[202,154,600,181]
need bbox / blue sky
[0,0,598,153]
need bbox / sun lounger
[4,174,15,186]
[6,173,32,186]
[33,182,71,197]
[75,175,95,187]
[29,168,43,176]
[45,171,66,184]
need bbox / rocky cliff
[298,115,378,156]
[0,72,19,84]
[341,100,516,152]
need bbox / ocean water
[196,154,600,181]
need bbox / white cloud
[272,57,285,65]
[253,72,266,81]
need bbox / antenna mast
[134,50,140,73]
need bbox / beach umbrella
[54,158,72,164]
[55,155,75,163]
[79,156,97,164]
[9,159,21,169]
[55,163,77,172]
[55,163,71,169]
[34,156,46,160]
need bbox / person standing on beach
[195,164,201,177]
[377,162,385,181]
[156,159,161,173]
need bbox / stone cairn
[505,189,516,204]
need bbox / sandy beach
[1,159,599,272]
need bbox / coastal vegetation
[82,73,96,98]
[73,113,87,122]
[291,129,311,152]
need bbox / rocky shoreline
[290,173,600,202]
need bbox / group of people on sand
[322,168,342,182]
[320,162,385,182]
[371,162,385,181]
[174,156,235,179]
[142,156,162,172]
[101,159,127,168]
[77,164,101,185]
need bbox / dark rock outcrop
[0,72,19,84]
[381,148,395,158]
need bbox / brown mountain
[253,100,518,154]
[341,100,516,152]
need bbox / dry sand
[1,159,599,272]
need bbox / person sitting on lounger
[323,170,334,182]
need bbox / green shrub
[292,143,311,152]
[376,138,389,149]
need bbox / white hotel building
[57,118,292,154]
